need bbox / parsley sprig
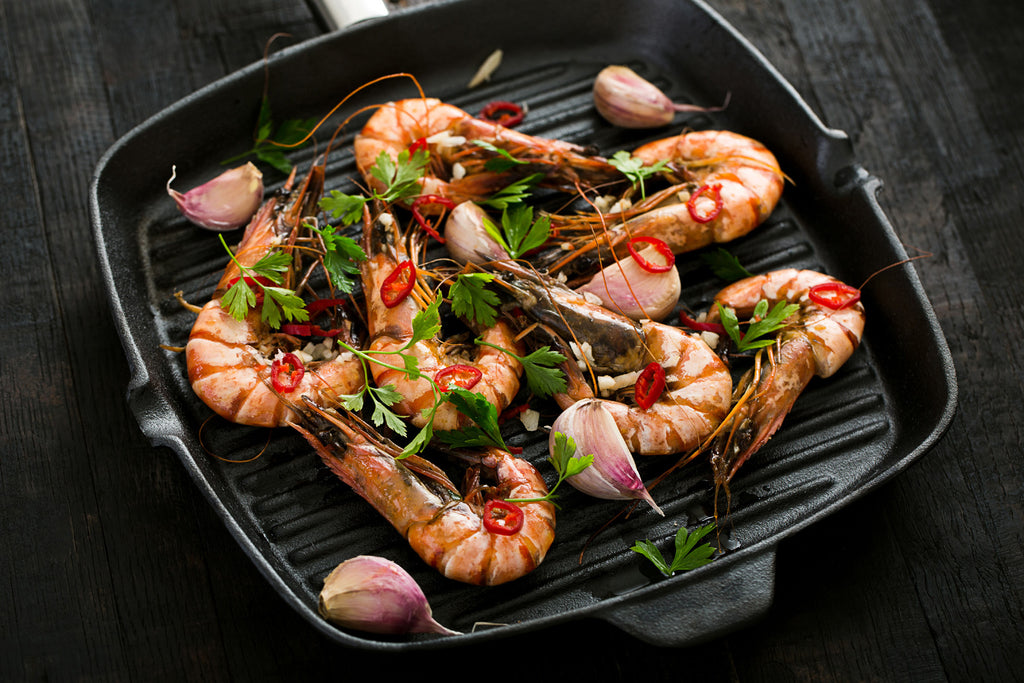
[609,150,668,199]
[631,524,717,576]
[717,299,800,352]
[217,235,308,328]
[506,431,594,507]
[482,204,551,259]
[434,388,509,451]
[223,96,317,174]
[701,247,753,282]
[449,273,501,328]
[307,223,367,294]
[474,337,567,399]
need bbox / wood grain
[1,0,1021,679]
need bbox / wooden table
[3,0,1021,679]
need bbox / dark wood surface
[3,0,1022,680]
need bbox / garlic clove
[167,162,264,231]
[593,65,727,129]
[443,201,509,264]
[551,399,663,515]
[318,555,460,636]
[576,247,681,321]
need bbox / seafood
[490,261,732,455]
[359,204,524,429]
[353,97,622,208]
[290,400,556,586]
[541,130,784,278]
[705,268,866,485]
[186,163,365,427]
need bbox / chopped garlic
[609,197,633,213]
[468,48,503,88]
[452,162,466,180]
[701,331,720,348]
[582,290,604,306]
[426,131,467,147]
[379,213,394,227]
[519,408,540,432]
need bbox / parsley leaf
[701,247,753,281]
[474,337,567,398]
[718,299,800,352]
[216,235,308,327]
[370,148,430,204]
[482,204,550,260]
[478,174,543,210]
[472,140,529,173]
[433,387,507,451]
[320,191,369,226]
[223,96,317,174]
[308,223,366,295]
[507,431,594,507]
[449,273,500,327]
[609,150,668,199]
[630,523,717,577]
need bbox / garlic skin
[318,556,460,636]
[444,201,508,264]
[593,65,725,129]
[576,246,681,321]
[167,162,264,231]
[551,399,664,515]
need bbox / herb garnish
[506,431,594,507]
[608,150,668,199]
[631,524,717,576]
[307,223,367,294]
[718,299,800,352]
[222,96,317,174]
[701,247,753,281]
[482,204,551,259]
[474,337,567,399]
[434,388,509,451]
[449,273,501,328]
[217,235,308,328]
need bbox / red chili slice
[381,260,416,308]
[808,281,861,310]
[434,364,483,392]
[635,362,667,410]
[280,323,342,338]
[305,298,347,318]
[270,353,305,393]
[408,137,429,155]
[687,183,724,223]
[411,195,455,243]
[679,311,727,335]
[226,275,274,304]
[482,499,524,535]
[626,236,675,273]
[479,100,525,127]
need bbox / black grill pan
[90,0,957,650]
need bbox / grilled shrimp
[490,260,732,455]
[186,163,364,427]
[290,400,556,586]
[706,268,865,485]
[359,204,523,429]
[542,130,784,278]
[354,98,621,208]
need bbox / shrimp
[186,162,365,427]
[359,204,523,429]
[353,98,622,208]
[290,399,556,586]
[489,260,732,455]
[705,268,866,485]
[541,130,784,278]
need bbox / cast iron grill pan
[91,0,956,650]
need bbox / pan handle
[597,547,777,647]
[308,0,389,31]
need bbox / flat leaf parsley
[631,523,717,576]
